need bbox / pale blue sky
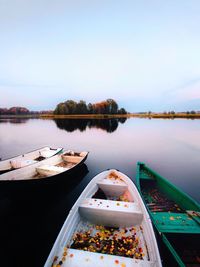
[0,0,200,111]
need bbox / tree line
[54,99,127,115]
[0,107,30,115]
[0,107,53,115]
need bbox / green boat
[136,162,200,267]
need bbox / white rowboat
[44,169,162,267]
[0,146,63,173]
[0,150,88,181]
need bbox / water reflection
[0,118,29,124]
[54,118,127,133]
[0,117,200,267]
[0,163,89,267]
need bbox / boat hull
[0,146,63,172]
[0,152,88,191]
[136,162,200,267]
[44,169,162,267]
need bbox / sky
[0,0,200,112]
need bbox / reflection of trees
[54,119,88,132]
[88,119,118,133]
[118,117,127,124]
[54,118,127,133]
[0,118,28,124]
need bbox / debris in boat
[69,224,145,260]
[34,156,45,161]
[142,186,183,213]
[56,161,75,168]
[107,171,124,182]
[117,195,130,202]
[63,150,82,157]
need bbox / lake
[0,117,199,267]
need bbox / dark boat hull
[0,163,89,267]
[0,153,88,192]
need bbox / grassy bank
[40,113,200,119]
[0,113,200,119]
[131,113,200,119]
[39,114,131,119]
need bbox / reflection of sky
[0,118,199,201]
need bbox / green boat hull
[136,162,200,267]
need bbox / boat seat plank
[79,198,143,227]
[97,179,128,197]
[36,165,68,176]
[57,248,156,267]
[152,212,200,233]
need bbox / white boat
[44,169,162,267]
[0,146,63,173]
[0,150,88,181]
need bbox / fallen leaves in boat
[107,171,124,182]
[143,187,183,213]
[70,224,144,259]
[34,156,46,161]
[117,195,130,202]
[52,247,69,267]
[63,151,81,156]
[56,161,75,168]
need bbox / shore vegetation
[0,104,199,119]
[54,99,127,115]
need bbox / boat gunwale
[0,151,89,183]
[136,162,200,211]
[0,146,63,162]
[136,162,200,267]
[0,146,63,171]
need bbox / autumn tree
[54,99,126,115]
[118,108,127,114]
[106,99,118,114]
[87,103,93,114]
[76,100,88,114]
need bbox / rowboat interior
[35,151,88,178]
[138,164,200,267]
[0,151,88,181]
[49,170,160,267]
[0,147,62,174]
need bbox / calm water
[0,118,200,266]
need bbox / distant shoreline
[0,113,200,119]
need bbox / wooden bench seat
[97,178,128,197]
[57,248,156,267]
[79,198,143,227]
[36,165,68,176]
